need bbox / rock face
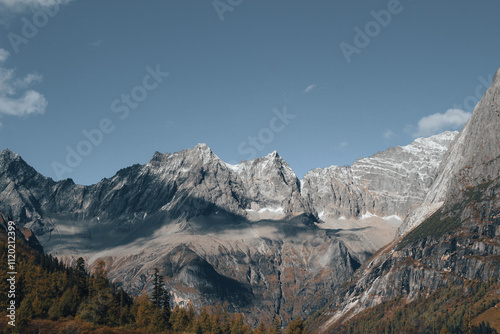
[0,145,314,227]
[302,131,457,220]
[399,69,500,236]
[102,216,359,325]
[313,68,500,333]
[0,96,461,325]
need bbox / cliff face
[399,69,500,237]
[314,181,499,332]
[313,68,500,333]
[302,132,456,220]
[0,145,314,228]
[102,217,359,325]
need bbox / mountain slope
[302,132,456,261]
[312,67,500,333]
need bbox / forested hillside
[0,215,305,334]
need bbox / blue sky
[0,0,499,185]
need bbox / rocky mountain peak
[444,66,499,191]
[399,67,500,236]
[408,131,458,150]
[493,67,500,87]
[0,148,46,183]
[150,150,167,162]
[0,148,20,163]
[267,150,280,158]
[194,142,211,151]
[146,144,221,174]
[192,143,213,157]
[188,143,219,164]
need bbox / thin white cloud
[18,73,43,87]
[0,90,47,116]
[303,84,317,94]
[0,48,47,118]
[383,129,395,139]
[0,68,16,95]
[339,141,348,149]
[89,40,102,47]
[0,0,71,11]
[0,0,72,25]
[413,108,471,138]
[0,49,8,63]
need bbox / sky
[0,0,499,185]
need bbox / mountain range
[0,132,456,325]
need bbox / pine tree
[269,316,282,334]
[134,292,154,329]
[47,296,63,320]
[75,257,88,297]
[198,306,213,333]
[440,326,451,334]
[160,285,171,325]
[18,294,34,319]
[221,304,231,334]
[32,295,44,318]
[171,304,192,332]
[255,321,268,334]
[211,304,224,333]
[151,268,171,327]
[89,259,108,297]
[286,318,305,334]
[180,301,196,332]
[193,321,204,334]
[230,313,246,334]
[59,286,79,317]
[152,268,163,307]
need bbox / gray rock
[302,132,456,220]
[313,68,500,333]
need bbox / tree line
[0,236,305,333]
